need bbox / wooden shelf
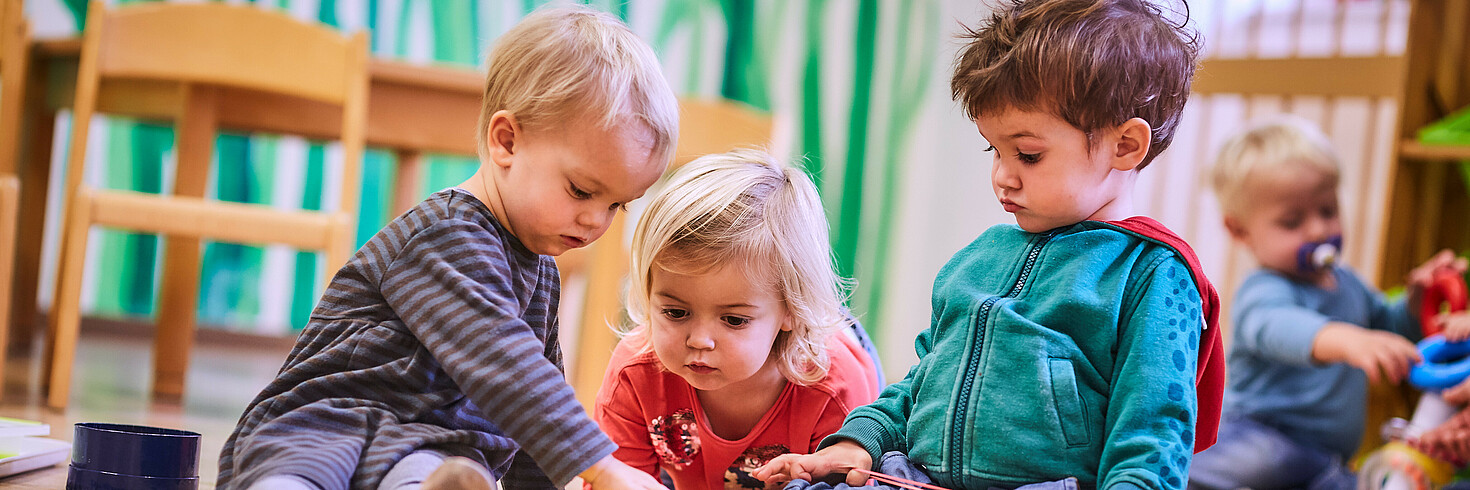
[1193,56,1404,97]
[1400,139,1470,160]
[1379,0,1470,288]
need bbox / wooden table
[7,38,486,399]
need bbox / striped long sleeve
[218,189,613,490]
[380,217,614,483]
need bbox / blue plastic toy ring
[1409,334,1470,391]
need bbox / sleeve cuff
[1390,298,1422,341]
[550,438,617,488]
[1105,481,1148,490]
[820,414,897,466]
[1102,472,1157,490]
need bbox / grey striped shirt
[218,188,615,490]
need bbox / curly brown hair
[951,0,1200,169]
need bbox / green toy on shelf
[1417,105,1470,146]
[1415,105,1470,298]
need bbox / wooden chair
[44,1,368,409]
[566,97,775,407]
[0,0,29,396]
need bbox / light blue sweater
[1224,266,1418,459]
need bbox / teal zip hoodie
[829,222,1202,489]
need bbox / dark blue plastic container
[66,423,201,490]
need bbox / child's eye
[661,308,688,320]
[1015,151,1041,164]
[722,316,750,328]
[609,202,628,212]
[569,184,591,200]
[983,145,996,152]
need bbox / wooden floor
[0,322,294,489]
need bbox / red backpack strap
[1098,217,1223,452]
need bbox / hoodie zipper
[947,232,1053,479]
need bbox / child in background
[595,149,882,490]
[1188,117,1465,489]
[218,6,678,490]
[756,0,1226,487]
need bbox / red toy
[1421,269,1469,338]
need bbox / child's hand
[752,440,873,486]
[1409,406,1470,466]
[1406,249,1468,319]
[1408,378,1470,465]
[1439,312,1470,342]
[1444,376,1470,405]
[1311,322,1422,384]
[579,455,666,490]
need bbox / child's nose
[685,324,715,350]
[993,162,1020,190]
[576,206,614,230]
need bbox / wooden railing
[1147,0,1409,329]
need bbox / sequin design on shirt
[649,409,700,469]
[724,444,790,490]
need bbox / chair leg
[153,235,201,401]
[0,5,27,364]
[10,89,54,356]
[571,215,629,409]
[321,214,353,286]
[45,189,93,409]
[392,149,424,217]
[150,84,213,402]
[0,176,18,397]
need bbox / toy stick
[851,468,951,490]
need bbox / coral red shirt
[595,333,881,490]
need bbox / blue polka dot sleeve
[1098,257,1200,489]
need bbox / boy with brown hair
[756,0,1224,488]
[219,6,678,490]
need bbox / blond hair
[623,149,852,385]
[1209,116,1340,218]
[477,6,678,165]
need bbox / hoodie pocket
[1048,358,1090,447]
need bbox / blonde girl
[593,149,881,490]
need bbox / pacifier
[1295,234,1342,275]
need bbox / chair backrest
[672,97,777,168]
[64,1,369,231]
[568,97,775,407]
[93,2,361,106]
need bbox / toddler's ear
[485,110,521,168]
[1222,215,1248,241]
[1108,117,1152,171]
